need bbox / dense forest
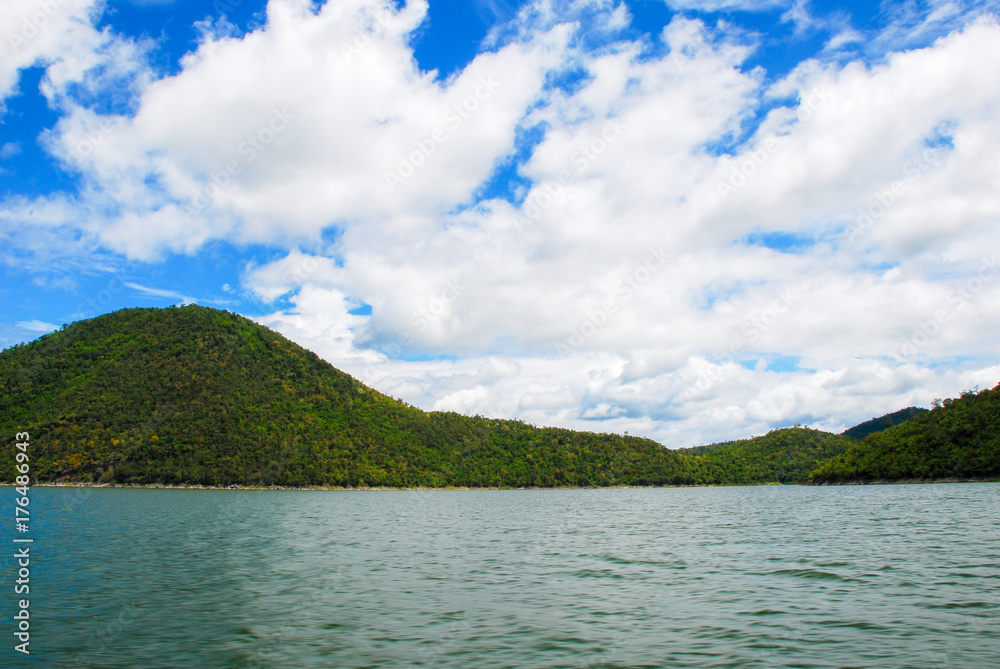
[686,428,857,484]
[0,306,994,487]
[841,407,929,441]
[810,386,1000,483]
[0,306,696,487]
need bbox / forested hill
[0,305,706,487]
[842,407,929,441]
[810,385,1000,483]
[0,305,993,487]
[680,428,855,484]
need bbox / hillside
[0,306,703,488]
[842,407,929,441]
[4,305,992,488]
[810,385,1000,483]
[681,428,856,484]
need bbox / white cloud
[0,0,106,105]
[241,7,1000,446]
[23,0,569,260]
[4,0,1000,447]
[661,0,788,12]
[251,284,378,370]
[0,194,103,266]
[0,142,21,159]
[122,282,198,304]
[16,319,59,332]
[780,0,817,35]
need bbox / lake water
[3,484,998,667]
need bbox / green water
[3,484,998,667]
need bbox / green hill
[810,385,1000,483]
[0,305,704,488]
[842,407,929,441]
[681,428,856,484]
[3,305,993,488]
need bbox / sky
[2,0,1000,448]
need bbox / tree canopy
[1,306,993,487]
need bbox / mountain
[810,385,1000,483]
[0,306,703,487]
[842,407,929,441]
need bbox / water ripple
[7,483,999,668]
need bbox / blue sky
[3,0,1000,446]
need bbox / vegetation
[810,386,1000,483]
[1,306,995,487]
[841,407,928,441]
[0,306,702,487]
[683,428,856,484]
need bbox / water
[3,484,998,667]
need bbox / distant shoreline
[6,478,997,490]
[19,481,721,491]
[806,476,1000,486]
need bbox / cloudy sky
[2,0,1000,447]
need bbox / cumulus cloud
[24,0,568,260]
[660,0,788,12]
[0,0,104,104]
[4,0,1000,446]
[243,8,1000,445]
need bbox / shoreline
[23,481,724,491]
[7,478,998,490]
[806,476,1000,486]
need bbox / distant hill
[842,407,929,441]
[0,306,702,488]
[810,386,1000,483]
[681,428,856,484]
